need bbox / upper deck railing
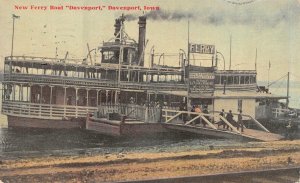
[5,56,183,73]
[3,73,187,90]
[5,56,83,65]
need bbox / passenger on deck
[226,110,234,130]
[217,109,226,129]
[191,105,196,112]
[179,102,187,122]
[195,105,201,113]
[195,105,202,125]
[237,110,244,132]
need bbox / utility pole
[229,35,232,70]
[11,14,20,57]
[287,72,290,108]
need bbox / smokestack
[138,16,146,66]
[114,18,121,42]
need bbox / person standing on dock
[194,105,202,125]
[237,110,244,132]
[219,109,226,129]
[179,102,187,122]
[226,110,234,130]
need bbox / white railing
[4,73,187,91]
[2,101,98,120]
[162,109,271,133]
[5,56,83,65]
[4,74,118,88]
[272,108,290,118]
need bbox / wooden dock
[162,109,284,142]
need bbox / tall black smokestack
[114,18,121,42]
[138,16,146,66]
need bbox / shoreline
[1,140,300,182]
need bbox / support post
[114,90,118,104]
[96,90,99,106]
[75,88,78,106]
[99,90,102,105]
[86,89,89,106]
[75,88,78,118]
[50,86,53,104]
[40,85,43,103]
[110,90,114,105]
[50,86,53,118]
[106,90,108,105]
[20,84,23,101]
[13,84,15,101]
[29,84,32,102]
[64,87,67,105]
[63,87,67,117]
[26,86,29,102]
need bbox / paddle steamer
[1,15,290,136]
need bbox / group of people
[178,103,245,132]
[190,105,209,127]
[218,109,244,132]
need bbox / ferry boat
[0,15,293,138]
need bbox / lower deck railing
[95,104,161,123]
[1,101,98,120]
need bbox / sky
[0,0,300,83]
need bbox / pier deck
[164,123,284,141]
[162,109,284,142]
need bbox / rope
[268,73,287,87]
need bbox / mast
[186,20,190,110]
[268,60,270,89]
[255,48,257,71]
[287,72,290,108]
[229,35,232,70]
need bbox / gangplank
[161,109,284,142]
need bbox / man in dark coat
[237,110,244,132]
[226,110,234,130]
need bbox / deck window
[250,76,256,83]
[215,75,220,84]
[221,76,226,84]
[227,76,233,85]
[240,76,245,84]
[234,76,239,84]
[245,76,250,84]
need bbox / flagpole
[11,15,15,57]
[229,34,232,70]
[268,60,270,89]
[186,19,190,110]
[255,48,257,71]
[11,14,19,57]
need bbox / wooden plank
[163,123,283,142]
[242,129,284,141]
